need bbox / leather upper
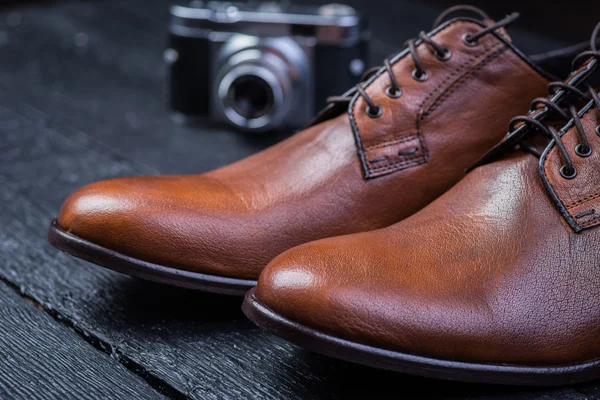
[57,18,551,280]
[256,96,600,367]
[543,106,600,231]
[257,150,600,366]
[350,21,520,179]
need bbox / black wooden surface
[0,281,165,399]
[0,1,597,399]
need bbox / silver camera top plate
[170,1,365,46]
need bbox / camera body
[167,1,369,132]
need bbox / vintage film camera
[167,1,370,132]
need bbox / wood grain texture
[0,281,165,400]
[0,1,595,399]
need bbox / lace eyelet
[386,86,402,99]
[412,69,429,82]
[435,48,452,61]
[366,105,383,118]
[462,33,478,47]
[575,144,592,158]
[560,165,577,180]
[596,125,600,137]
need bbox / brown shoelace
[326,5,519,119]
[506,22,600,179]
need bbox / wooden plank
[575,383,600,400]
[0,281,165,400]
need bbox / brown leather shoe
[49,7,572,295]
[244,24,600,385]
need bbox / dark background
[412,0,598,42]
[2,1,600,399]
[301,0,600,43]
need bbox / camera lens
[227,75,274,120]
[216,43,304,132]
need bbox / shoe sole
[47,219,256,296]
[242,288,600,386]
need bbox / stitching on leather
[369,153,425,169]
[543,149,599,231]
[580,215,600,227]
[358,28,487,157]
[425,45,508,115]
[566,192,600,209]
[353,20,488,178]
[350,21,504,179]
[371,157,427,174]
[542,99,600,224]
[411,42,505,165]
[364,134,419,151]
[418,54,482,116]
[541,149,583,232]
[411,47,492,159]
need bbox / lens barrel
[213,35,311,133]
[217,63,285,132]
[227,74,275,120]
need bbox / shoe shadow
[296,351,580,399]
[93,277,587,399]
[105,277,251,326]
